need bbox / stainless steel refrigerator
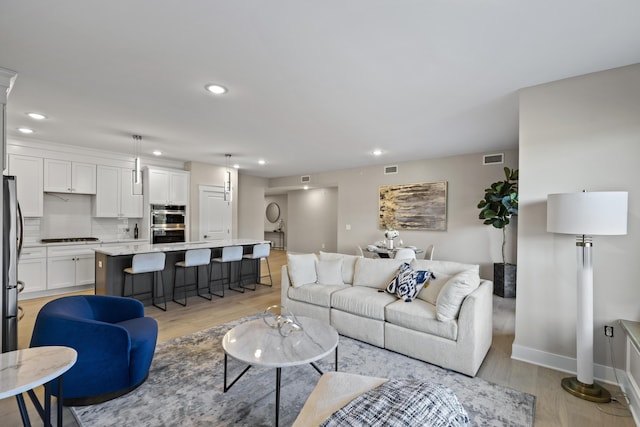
[2,175,23,353]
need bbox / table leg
[44,382,51,427]
[335,345,339,371]
[223,353,252,393]
[57,375,63,427]
[275,367,281,427]
[15,394,31,427]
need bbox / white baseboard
[512,344,619,384]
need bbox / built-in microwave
[151,204,186,244]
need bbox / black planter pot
[493,263,517,298]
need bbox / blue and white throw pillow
[386,263,436,302]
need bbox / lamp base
[561,377,611,403]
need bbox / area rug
[72,315,535,426]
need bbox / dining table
[364,245,423,258]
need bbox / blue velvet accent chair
[30,295,158,406]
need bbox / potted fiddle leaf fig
[477,167,518,297]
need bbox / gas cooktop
[41,237,100,243]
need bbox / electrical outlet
[604,325,614,337]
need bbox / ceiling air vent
[384,165,398,175]
[301,175,311,183]
[483,153,504,165]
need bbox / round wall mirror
[266,202,280,223]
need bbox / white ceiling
[1,1,639,178]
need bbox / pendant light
[224,154,232,201]
[132,135,142,184]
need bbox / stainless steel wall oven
[151,204,186,244]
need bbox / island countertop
[93,238,271,256]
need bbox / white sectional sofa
[281,252,493,376]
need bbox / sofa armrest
[457,280,493,360]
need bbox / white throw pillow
[287,253,318,288]
[315,259,344,284]
[319,251,360,284]
[435,269,481,321]
[353,257,406,289]
[412,260,480,305]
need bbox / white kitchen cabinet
[47,245,96,289]
[8,154,43,217]
[94,166,143,218]
[17,247,47,293]
[44,159,96,194]
[146,167,189,205]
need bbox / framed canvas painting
[379,181,448,231]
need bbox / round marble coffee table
[0,346,77,427]
[222,316,339,426]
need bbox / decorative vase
[388,239,394,249]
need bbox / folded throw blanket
[320,378,470,427]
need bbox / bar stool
[241,243,273,288]
[210,246,244,294]
[123,252,167,311]
[173,248,212,306]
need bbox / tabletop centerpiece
[384,228,400,249]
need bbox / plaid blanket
[320,378,470,427]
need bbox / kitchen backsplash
[25,193,141,243]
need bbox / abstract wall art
[379,181,448,231]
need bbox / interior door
[199,185,231,241]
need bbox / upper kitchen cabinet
[145,167,189,205]
[44,159,96,194]
[94,166,143,218]
[8,154,44,217]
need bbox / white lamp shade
[547,191,628,235]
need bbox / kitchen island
[94,239,270,305]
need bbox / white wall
[237,173,268,240]
[269,150,519,278]
[287,187,338,253]
[514,64,640,380]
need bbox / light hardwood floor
[0,250,634,426]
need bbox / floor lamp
[547,191,628,403]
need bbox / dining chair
[423,244,435,260]
[394,248,416,260]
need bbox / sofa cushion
[287,253,318,287]
[287,284,350,307]
[331,287,397,320]
[319,252,360,285]
[411,260,479,305]
[385,263,435,302]
[436,269,481,321]
[385,299,458,340]
[353,257,406,289]
[315,259,344,285]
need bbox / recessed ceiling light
[18,127,34,134]
[26,112,46,120]
[258,159,266,165]
[303,185,309,190]
[205,84,227,95]
[152,150,162,156]
[372,149,383,156]
[233,164,239,169]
